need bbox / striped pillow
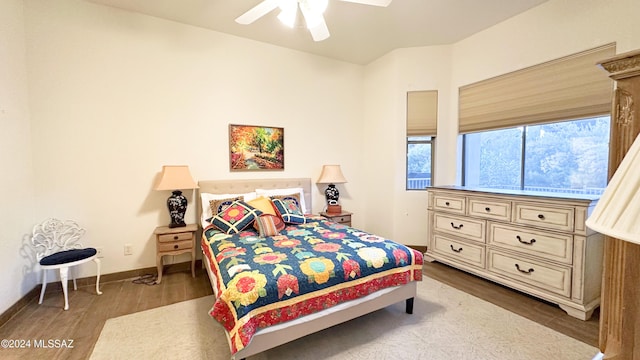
[253,214,284,237]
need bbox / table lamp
[585,133,640,244]
[317,164,347,214]
[154,165,199,228]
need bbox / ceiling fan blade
[340,0,393,6]
[309,18,330,42]
[235,0,280,25]
[299,1,330,42]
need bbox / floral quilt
[202,216,423,354]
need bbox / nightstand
[154,224,197,284]
[320,211,352,226]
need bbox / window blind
[458,44,615,133]
[407,90,438,136]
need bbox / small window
[407,136,433,190]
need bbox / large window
[407,136,433,190]
[462,116,610,195]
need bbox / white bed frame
[198,178,417,360]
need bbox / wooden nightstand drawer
[158,232,193,243]
[332,215,351,223]
[157,239,193,252]
[320,211,352,226]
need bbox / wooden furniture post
[596,49,640,360]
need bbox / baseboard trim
[0,260,202,328]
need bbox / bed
[198,178,423,359]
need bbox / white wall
[0,0,37,313]
[23,0,365,281]
[362,46,452,243]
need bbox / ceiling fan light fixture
[236,0,392,42]
[299,0,328,29]
[277,0,298,28]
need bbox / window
[406,90,437,190]
[407,136,433,190]
[462,116,610,195]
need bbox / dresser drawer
[468,197,511,221]
[488,223,573,264]
[158,232,193,243]
[487,249,571,297]
[433,234,485,268]
[433,213,485,243]
[432,193,466,215]
[513,202,574,232]
[157,239,193,252]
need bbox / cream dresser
[426,186,603,320]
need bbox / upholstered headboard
[197,178,312,223]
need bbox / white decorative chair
[31,218,102,310]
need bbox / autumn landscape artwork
[229,124,284,171]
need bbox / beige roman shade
[407,90,438,136]
[459,44,616,133]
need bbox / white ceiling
[86,0,549,64]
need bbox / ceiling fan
[235,0,393,42]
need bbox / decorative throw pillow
[200,192,257,223]
[269,193,302,212]
[209,200,263,234]
[256,187,307,214]
[209,197,240,218]
[247,196,278,216]
[272,198,306,224]
[253,214,285,237]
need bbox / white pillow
[200,192,257,225]
[255,187,307,214]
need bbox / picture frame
[229,124,284,171]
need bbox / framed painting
[229,124,284,171]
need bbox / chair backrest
[31,218,86,261]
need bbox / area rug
[90,277,597,360]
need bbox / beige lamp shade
[586,133,640,244]
[316,165,348,184]
[154,165,199,191]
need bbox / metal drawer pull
[537,214,545,219]
[174,235,179,240]
[516,235,536,245]
[450,245,463,253]
[450,222,464,230]
[485,207,491,212]
[515,264,534,274]
[445,202,450,206]
[174,244,179,249]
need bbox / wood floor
[0,261,598,360]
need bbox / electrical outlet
[96,247,104,258]
[124,244,133,256]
